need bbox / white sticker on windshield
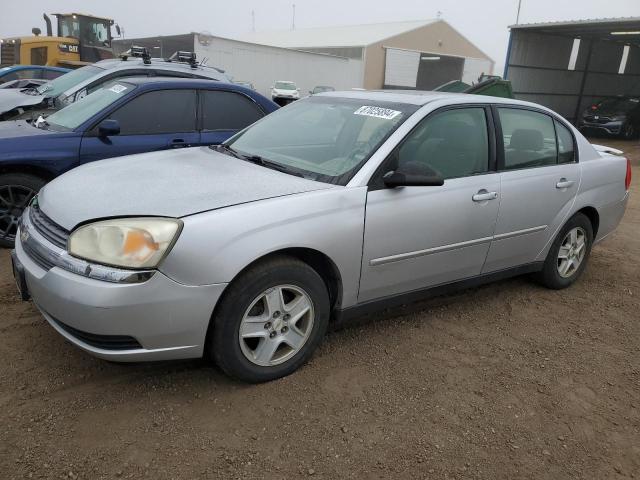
[109,84,128,94]
[354,106,401,120]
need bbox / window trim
[197,88,266,132]
[492,104,579,172]
[368,103,497,191]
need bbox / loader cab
[53,13,115,63]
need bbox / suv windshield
[594,98,640,113]
[35,64,104,98]
[226,96,417,185]
[46,81,134,131]
[275,82,296,90]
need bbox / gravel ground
[0,139,638,480]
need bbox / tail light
[626,158,632,191]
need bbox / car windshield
[226,96,418,185]
[594,98,640,113]
[313,86,334,94]
[46,81,134,131]
[275,82,296,90]
[35,65,104,97]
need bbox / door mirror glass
[98,119,120,137]
[383,168,444,188]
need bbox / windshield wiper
[214,143,244,159]
[241,154,305,178]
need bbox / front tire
[0,173,45,248]
[209,255,330,383]
[536,213,593,289]
[622,122,636,140]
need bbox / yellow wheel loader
[0,13,118,68]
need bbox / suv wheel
[0,174,45,248]
[209,255,330,383]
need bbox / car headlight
[68,218,183,269]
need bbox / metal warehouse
[504,17,640,124]
[238,19,494,90]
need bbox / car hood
[0,119,55,139]
[39,146,334,230]
[0,89,44,115]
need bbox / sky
[1,0,638,73]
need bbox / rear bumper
[594,191,630,244]
[14,226,227,362]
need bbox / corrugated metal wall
[506,30,640,123]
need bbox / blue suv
[0,77,278,246]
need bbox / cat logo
[58,43,79,54]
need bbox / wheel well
[577,207,599,237]
[0,164,55,182]
[237,248,343,311]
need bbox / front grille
[29,204,69,249]
[22,238,57,271]
[584,115,612,124]
[0,40,19,66]
[50,317,143,350]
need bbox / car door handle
[472,190,498,202]
[556,178,575,189]
[169,138,189,148]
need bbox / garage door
[384,48,420,88]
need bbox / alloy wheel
[239,284,315,367]
[557,227,587,278]
[0,185,35,243]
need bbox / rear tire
[0,173,45,248]
[536,213,593,289]
[209,255,330,383]
[622,122,636,140]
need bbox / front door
[483,107,581,273]
[80,89,200,162]
[359,106,501,302]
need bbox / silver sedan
[12,91,631,382]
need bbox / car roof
[0,65,69,72]
[319,89,549,109]
[95,57,229,80]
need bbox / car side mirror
[98,119,120,138]
[383,169,444,188]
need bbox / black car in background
[578,96,640,139]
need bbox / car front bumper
[13,213,227,362]
[578,120,624,136]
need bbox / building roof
[510,17,640,36]
[235,19,439,48]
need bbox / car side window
[107,90,197,135]
[555,120,576,164]
[201,90,264,130]
[392,107,489,180]
[498,108,557,170]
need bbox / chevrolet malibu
[12,91,631,383]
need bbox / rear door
[79,89,199,162]
[482,106,581,272]
[199,90,266,145]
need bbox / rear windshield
[36,65,104,98]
